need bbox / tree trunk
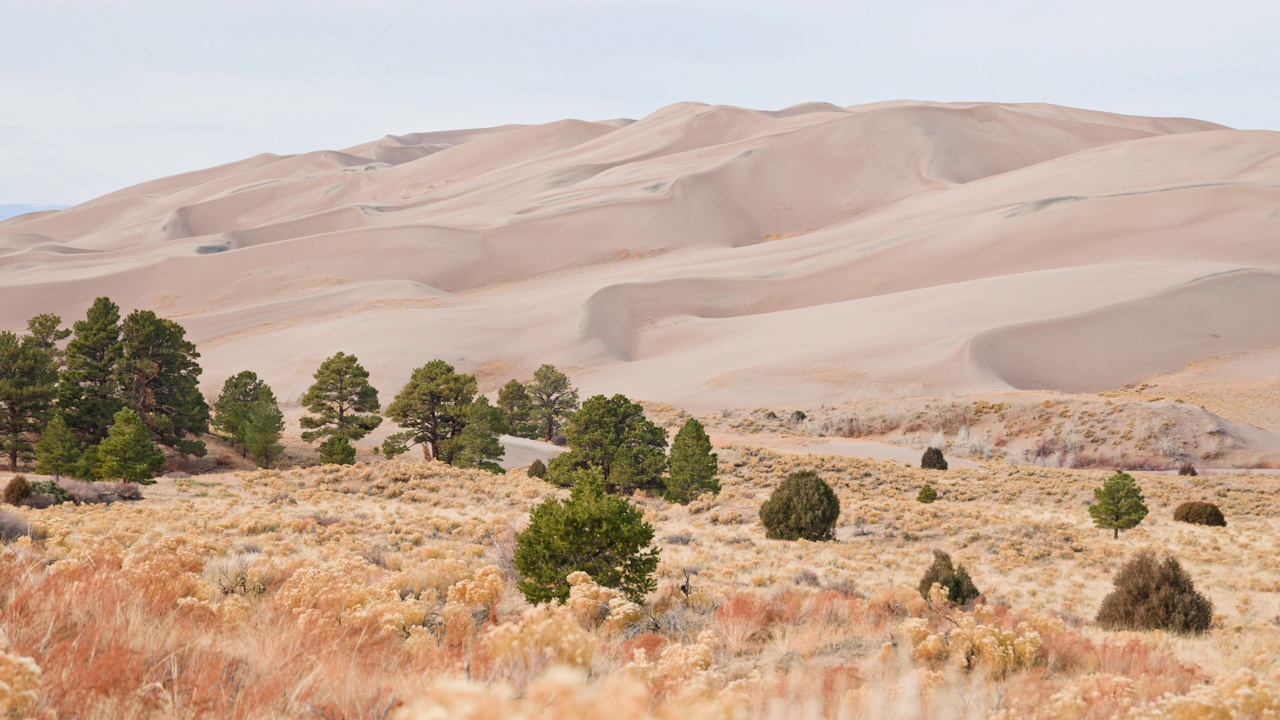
[421,443,431,460]
[1114,527,1119,540]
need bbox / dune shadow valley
[3,100,1280,719]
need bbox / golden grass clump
[0,628,41,716]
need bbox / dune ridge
[1,100,1276,412]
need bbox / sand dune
[1,100,1277,414]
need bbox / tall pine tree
[0,331,59,469]
[117,310,209,457]
[664,417,719,504]
[384,359,476,461]
[60,297,124,445]
[212,370,265,455]
[299,352,382,443]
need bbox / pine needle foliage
[1088,470,1149,539]
[917,483,938,503]
[34,414,80,479]
[664,418,719,504]
[921,447,948,470]
[917,550,981,606]
[759,470,840,541]
[299,352,382,444]
[94,408,165,483]
[319,434,356,465]
[514,470,659,604]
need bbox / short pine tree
[526,364,580,442]
[759,470,841,541]
[514,470,659,604]
[664,418,719,504]
[921,447,948,470]
[1096,550,1212,634]
[212,370,266,455]
[527,458,547,478]
[496,379,536,438]
[917,483,938,503]
[0,330,59,470]
[546,394,667,492]
[34,414,80,479]
[1089,470,1149,539]
[384,359,476,461]
[243,384,285,468]
[319,434,356,465]
[95,408,165,484]
[917,550,981,605]
[452,396,506,473]
[299,352,382,443]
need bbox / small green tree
[117,310,209,457]
[383,360,475,461]
[546,394,667,493]
[664,417,719,504]
[34,414,80,479]
[243,384,285,468]
[759,470,840,541]
[917,483,938,503]
[1089,470,1149,539]
[496,379,536,438]
[319,434,356,465]
[211,370,265,455]
[921,447,948,470]
[453,396,506,473]
[59,297,123,445]
[527,364,579,442]
[527,458,547,478]
[514,470,659,603]
[95,408,165,483]
[917,550,981,605]
[299,352,382,443]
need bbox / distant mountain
[0,204,68,221]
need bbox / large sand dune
[2,100,1277,411]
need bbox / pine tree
[0,331,58,469]
[25,314,70,367]
[59,297,124,445]
[95,408,165,483]
[759,470,841,541]
[527,364,579,442]
[318,434,356,465]
[34,414,80,479]
[383,359,475,461]
[546,394,667,493]
[243,384,284,468]
[299,352,382,444]
[496,379,536,437]
[514,470,660,603]
[917,550,981,605]
[664,418,719,504]
[917,483,938,503]
[1089,470,1149,539]
[117,310,209,457]
[211,370,264,455]
[453,396,506,473]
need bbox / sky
[2,0,1277,204]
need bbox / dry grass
[1,448,1278,718]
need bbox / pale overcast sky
[2,1,1276,204]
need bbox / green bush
[1096,550,1212,634]
[1173,501,1225,527]
[917,550,980,605]
[527,458,547,479]
[319,434,356,465]
[27,480,71,506]
[917,483,937,504]
[4,475,31,506]
[514,470,659,603]
[759,470,840,541]
[921,447,948,470]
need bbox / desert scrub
[758,470,840,541]
[3,475,31,506]
[917,550,981,606]
[0,628,41,716]
[920,447,948,470]
[1096,550,1212,634]
[1173,500,1226,527]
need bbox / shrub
[1178,462,1197,477]
[918,550,981,605]
[759,470,840,541]
[527,458,547,478]
[0,507,39,542]
[1088,470,1149,539]
[319,434,356,465]
[917,483,938,504]
[3,475,31,506]
[514,470,659,603]
[26,480,70,506]
[1173,501,1226,527]
[1096,550,1212,634]
[921,447,948,470]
